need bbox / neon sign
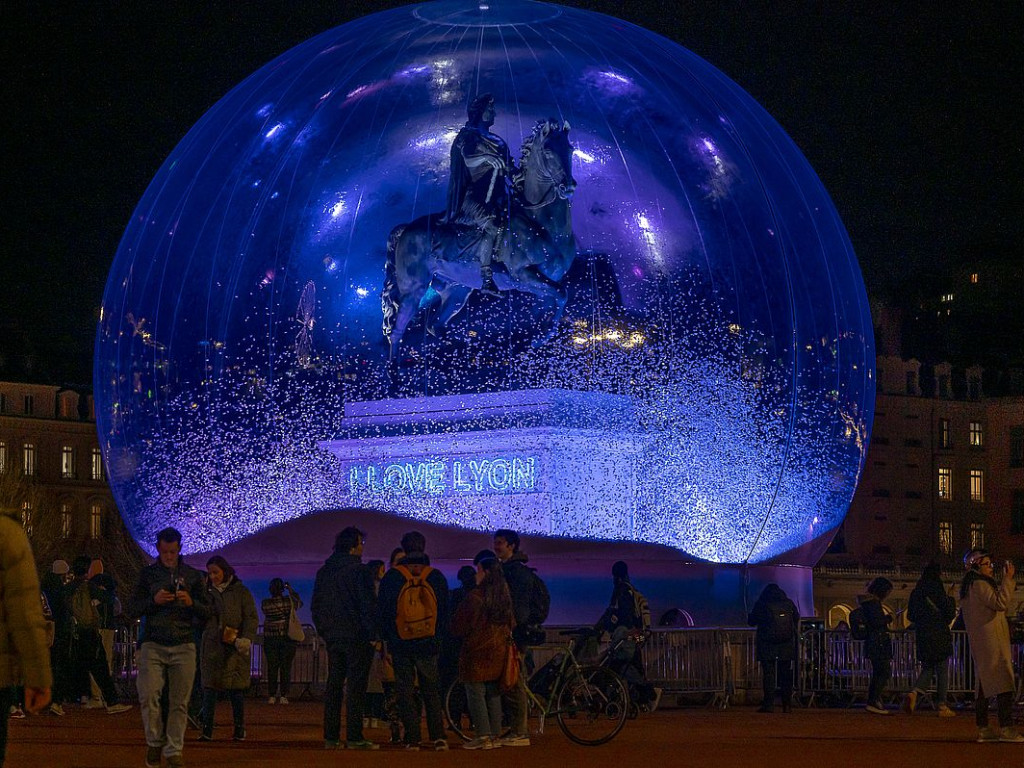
[348,456,538,495]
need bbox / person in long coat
[903,562,956,716]
[857,577,893,714]
[199,556,257,742]
[960,550,1020,742]
[747,583,799,713]
[451,555,513,750]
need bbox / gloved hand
[234,637,252,654]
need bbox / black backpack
[765,600,795,643]
[849,607,869,641]
[526,569,550,626]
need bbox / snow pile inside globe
[95,0,874,563]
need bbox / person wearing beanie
[51,560,70,578]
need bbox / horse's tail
[381,225,405,341]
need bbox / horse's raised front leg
[388,292,423,361]
[497,266,568,348]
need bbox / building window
[21,502,33,537]
[60,503,73,539]
[970,272,979,284]
[90,448,104,481]
[1011,427,1024,469]
[971,522,985,550]
[23,394,34,415]
[970,470,985,503]
[937,375,951,399]
[89,504,103,539]
[1013,491,1024,535]
[939,521,953,555]
[61,446,76,479]
[939,419,951,449]
[938,467,952,500]
[969,422,984,447]
[0,440,6,472]
[22,444,36,476]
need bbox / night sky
[2,1,1020,385]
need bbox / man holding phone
[129,527,211,768]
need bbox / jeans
[263,637,298,698]
[867,657,891,705]
[393,652,444,744]
[912,660,949,703]
[137,642,196,758]
[201,688,244,732]
[976,682,1014,728]
[501,655,529,736]
[0,686,13,767]
[465,680,502,738]
[323,641,373,743]
[761,658,794,708]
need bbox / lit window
[21,501,33,537]
[971,522,985,550]
[970,422,984,447]
[60,503,73,539]
[970,470,985,503]
[89,504,103,539]
[61,446,76,479]
[939,419,951,449]
[22,444,36,476]
[939,521,953,555]
[970,273,978,284]
[938,467,952,500]
[23,394,34,415]
[91,448,104,481]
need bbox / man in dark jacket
[492,529,537,746]
[747,583,800,713]
[128,527,211,768]
[858,576,894,715]
[377,531,449,750]
[904,562,957,716]
[311,526,378,750]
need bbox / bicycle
[445,628,629,746]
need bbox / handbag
[287,600,306,642]
[500,632,520,693]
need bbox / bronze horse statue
[381,118,577,356]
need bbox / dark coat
[311,552,377,645]
[501,552,536,649]
[201,577,258,691]
[908,575,955,664]
[857,593,892,661]
[378,559,449,656]
[451,590,510,683]
[128,557,211,647]
[747,585,799,662]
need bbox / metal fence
[110,623,1012,708]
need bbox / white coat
[962,576,1016,696]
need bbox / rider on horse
[442,93,515,296]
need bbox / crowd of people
[2,506,1022,766]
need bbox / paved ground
[6,699,1019,767]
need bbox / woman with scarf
[198,556,257,742]
[960,549,1021,742]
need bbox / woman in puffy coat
[903,562,956,716]
[199,556,258,742]
[960,549,1020,742]
[451,554,514,750]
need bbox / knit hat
[51,559,70,575]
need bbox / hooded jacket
[747,584,800,662]
[856,592,892,660]
[500,551,539,648]
[0,507,53,690]
[907,568,955,664]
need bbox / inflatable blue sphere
[96,0,874,563]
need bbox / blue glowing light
[96,0,874,563]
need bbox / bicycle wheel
[555,665,628,746]
[444,680,472,741]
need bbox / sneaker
[977,727,1000,743]
[324,739,342,750]
[166,756,184,768]
[999,727,1024,743]
[649,687,663,713]
[463,736,494,750]
[433,739,449,751]
[267,696,276,705]
[106,703,132,715]
[9,705,25,719]
[49,703,66,717]
[145,745,162,768]
[496,733,531,746]
[346,740,380,750]
[233,727,246,742]
[84,698,106,710]
[278,697,289,705]
[902,690,918,714]
[403,743,421,751]
[937,704,956,718]
[865,703,888,715]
